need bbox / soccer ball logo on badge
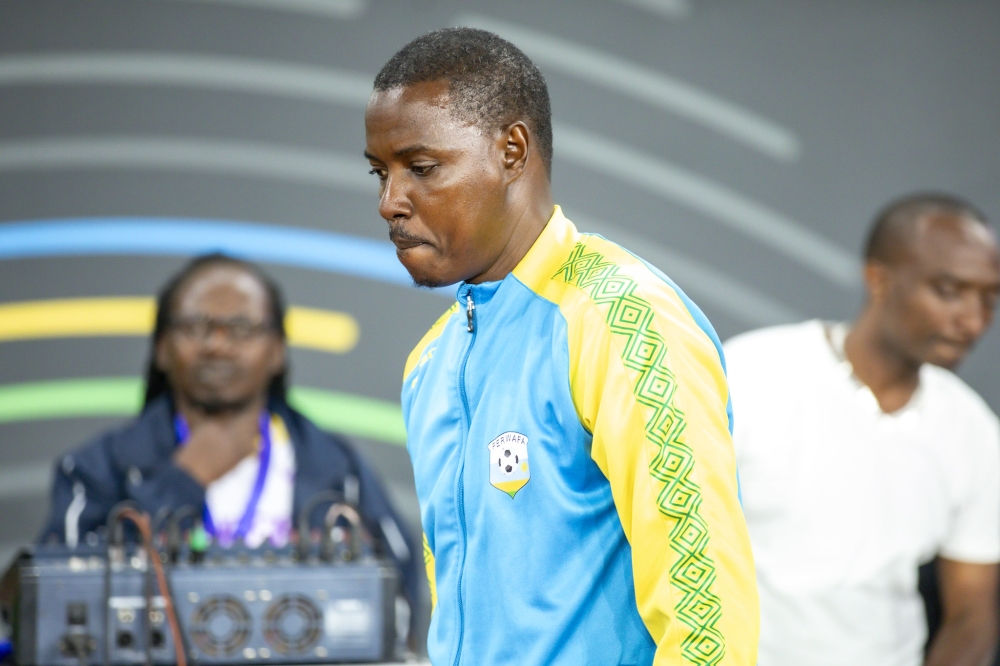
[487,432,530,498]
[500,449,517,473]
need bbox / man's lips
[937,338,971,351]
[392,238,427,250]
[193,363,241,386]
[388,226,431,251]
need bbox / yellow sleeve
[403,303,458,383]
[422,532,437,613]
[559,241,759,666]
[405,307,453,618]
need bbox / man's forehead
[177,267,267,309]
[367,81,452,126]
[373,79,451,107]
[909,215,1000,278]
[365,81,481,150]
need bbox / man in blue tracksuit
[365,28,758,665]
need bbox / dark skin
[156,265,286,486]
[364,80,553,287]
[844,212,1000,666]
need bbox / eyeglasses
[169,316,275,342]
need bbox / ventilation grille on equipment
[263,594,323,655]
[190,595,252,658]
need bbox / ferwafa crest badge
[488,432,530,498]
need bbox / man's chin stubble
[411,275,450,289]
[189,395,257,415]
[402,258,452,288]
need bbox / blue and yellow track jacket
[402,207,758,666]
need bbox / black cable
[104,501,141,666]
[296,490,342,561]
[165,505,200,564]
[322,503,366,562]
[150,506,175,546]
[113,508,187,666]
[160,559,193,666]
[142,552,153,666]
[160,506,201,665]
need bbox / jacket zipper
[454,288,476,666]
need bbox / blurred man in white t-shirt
[726,193,1000,666]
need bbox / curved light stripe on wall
[172,0,368,19]
[0,54,833,284]
[0,45,795,161]
[0,217,794,326]
[0,54,372,107]
[557,124,861,288]
[0,218,432,291]
[616,0,690,19]
[0,137,373,192]
[0,298,360,354]
[0,134,855,289]
[0,377,406,446]
[571,213,801,325]
[456,14,801,161]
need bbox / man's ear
[863,261,892,305]
[500,122,530,180]
[268,340,287,379]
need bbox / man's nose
[378,172,412,221]
[202,325,234,353]
[956,294,991,341]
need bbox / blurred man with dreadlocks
[38,254,421,611]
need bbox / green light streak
[0,377,406,446]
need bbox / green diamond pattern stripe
[554,242,726,666]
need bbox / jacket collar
[141,394,308,463]
[511,205,580,294]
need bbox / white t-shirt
[724,320,1000,666]
[205,414,296,548]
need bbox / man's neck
[467,190,554,285]
[843,311,922,413]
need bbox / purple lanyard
[174,411,272,542]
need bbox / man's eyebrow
[364,144,436,162]
[932,271,1000,289]
[393,144,432,157]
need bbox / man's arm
[350,446,422,608]
[39,431,205,544]
[563,275,759,665]
[925,558,999,666]
[37,442,122,544]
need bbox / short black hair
[864,192,989,264]
[374,27,553,176]
[143,253,288,408]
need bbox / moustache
[193,362,241,383]
[388,223,429,245]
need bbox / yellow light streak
[0,297,359,354]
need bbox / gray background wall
[1,0,998,624]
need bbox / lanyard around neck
[174,410,273,543]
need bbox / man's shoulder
[279,404,349,448]
[62,399,172,476]
[403,302,458,383]
[556,232,693,305]
[553,232,724,351]
[724,320,826,364]
[922,364,1000,433]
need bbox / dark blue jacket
[38,396,421,607]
